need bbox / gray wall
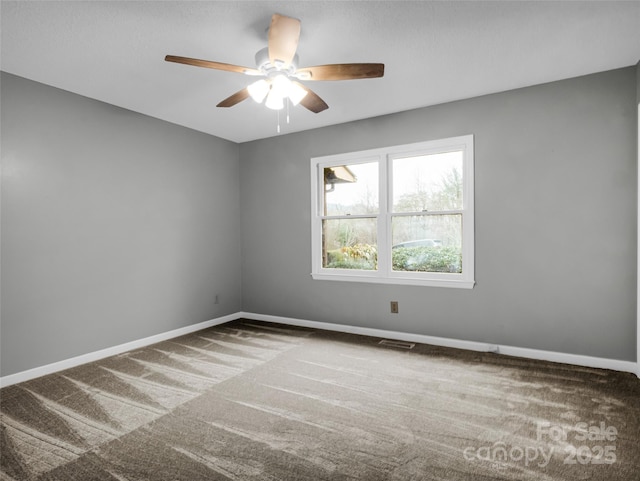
[2,65,637,377]
[240,67,638,362]
[637,60,640,369]
[1,72,242,376]
[637,60,640,101]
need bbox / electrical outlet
[390,301,399,314]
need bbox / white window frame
[311,135,475,289]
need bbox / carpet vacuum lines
[1,318,639,480]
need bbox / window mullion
[377,155,390,275]
[391,210,464,217]
[319,214,379,221]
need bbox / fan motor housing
[255,47,298,76]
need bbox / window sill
[311,272,475,289]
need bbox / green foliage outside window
[326,244,378,270]
[391,246,461,273]
[326,244,461,273]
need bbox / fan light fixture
[248,74,308,110]
[247,79,270,103]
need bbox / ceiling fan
[165,13,384,114]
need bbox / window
[311,135,474,288]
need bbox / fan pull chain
[286,99,291,124]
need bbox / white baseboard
[495,344,637,373]
[240,312,639,376]
[0,313,239,388]
[2,311,637,387]
[242,312,499,352]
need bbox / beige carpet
[1,319,639,480]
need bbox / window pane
[391,214,462,273]
[392,151,463,212]
[324,162,378,216]
[322,218,377,270]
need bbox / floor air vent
[378,339,415,350]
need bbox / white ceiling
[2,1,639,143]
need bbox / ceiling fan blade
[268,14,301,67]
[165,55,261,76]
[216,88,251,108]
[296,63,385,81]
[293,82,328,113]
